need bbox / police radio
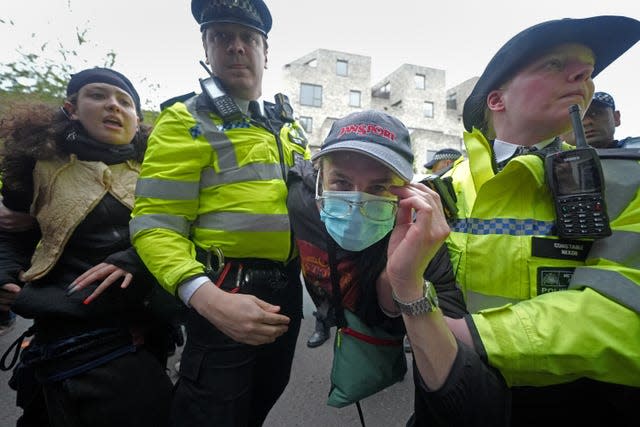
[199,61,243,122]
[420,174,458,223]
[545,104,611,239]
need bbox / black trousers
[41,348,173,427]
[170,274,302,427]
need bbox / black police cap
[463,15,640,132]
[191,0,272,36]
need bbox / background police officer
[561,91,639,148]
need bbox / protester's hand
[0,201,37,232]
[385,184,458,390]
[386,183,450,298]
[190,282,290,345]
[68,263,133,305]
[0,283,21,311]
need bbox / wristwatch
[392,280,439,316]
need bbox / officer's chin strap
[0,325,36,371]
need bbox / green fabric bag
[327,309,407,408]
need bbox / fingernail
[66,285,78,296]
[82,298,91,305]
[66,283,76,291]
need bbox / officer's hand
[0,283,21,311]
[190,282,290,345]
[67,263,133,305]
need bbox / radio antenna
[569,104,588,148]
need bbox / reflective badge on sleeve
[537,267,575,295]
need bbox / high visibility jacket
[130,94,310,294]
[446,129,640,387]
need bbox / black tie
[248,100,262,119]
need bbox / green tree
[0,18,118,104]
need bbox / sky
[2,0,639,137]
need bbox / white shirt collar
[493,137,556,164]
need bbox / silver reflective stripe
[185,97,238,170]
[602,159,640,220]
[135,178,199,200]
[195,211,289,232]
[130,214,191,237]
[570,267,640,314]
[588,230,640,269]
[200,163,282,188]
[464,289,522,313]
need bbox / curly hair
[0,102,63,195]
[0,99,150,196]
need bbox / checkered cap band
[592,92,615,110]
[201,0,263,25]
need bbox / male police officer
[131,1,310,426]
[424,148,462,174]
[562,91,640,148]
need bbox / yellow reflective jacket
[446,129,640,387]
[131,94,310,294]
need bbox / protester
[561,91,639,148]
[286,109,471,411]
[377,15,640,426]
[130,1,310,425]
[424,148,462,174]
[0,67,173,427]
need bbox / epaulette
[620,136,640,148]
[597,147,640,160]
[160,92,196,111]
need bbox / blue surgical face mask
[318,190,397,252]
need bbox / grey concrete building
[282,48,479,174]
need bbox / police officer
[130,1,310,426]
[562,91,639,148]
[377,16,640,426]
[424,148,462,174]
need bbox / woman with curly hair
[0,68,173,427]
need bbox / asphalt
[0,289,414,427]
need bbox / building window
[446,92,457,110]
[349,90,361,107]
[336,59,348,76]
[423,101,434,118]
[415,73,425,90]
[299,116,313,133]
[300,83,323,107]
[371,82,391,99]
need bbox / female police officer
[381,15,640,426]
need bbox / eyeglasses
[315,171,398,221]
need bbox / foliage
[0,13,158,119]
[0,18,117,103]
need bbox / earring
[60,107,72,120]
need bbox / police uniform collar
[493,137,556,164]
